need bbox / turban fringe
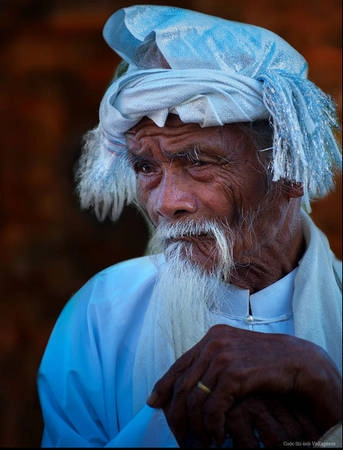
[76,127,136,222]
[259,71,341,210]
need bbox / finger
[163,401,189,447]
[184,380,214,447]
[250,395,296,447]
[200,368,239,444]
[262,395,304,444]
[176,432,211,448]
[203,389,235,445]
[175,430,210,448]
[163,381,212,448]
[147,346,200,408]
[285,397,322,441]
[162,366,210,446]
[225,395,288,448]
[162,354,220,447]
[225,399,260,448]
[162,377,190,444]
[265,393,322,441]
[249,394,320,447]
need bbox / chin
[180,241,219,274]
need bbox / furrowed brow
[166,145,232,165]
[163,145,201,162]
[127,152,150,166]
[127,146,153,159]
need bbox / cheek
[135,178,164,224]
[225,171,267,208]
[202,183,235,217]
[136,180,151,210]
[208,170,268,225]
[206,172,245,218]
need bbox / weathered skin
[126,115,342,447]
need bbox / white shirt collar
[217,268,297,321]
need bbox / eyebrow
[168,145,233,165]
[164,145,202,162]
[127,144,201,159]
[127,144,231,164]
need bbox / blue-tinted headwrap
[77,5,341,220]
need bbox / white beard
[132,218,235,414]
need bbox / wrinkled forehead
[125,114,258,158]
[125,115,211,153]
[125,114,209,140]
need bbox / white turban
[76,5,341,221]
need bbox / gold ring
[197,381,211,395]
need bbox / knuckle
[213,350,233,368]
[151,379,164,395]
[204,409,225,443]
[173,376,189,395]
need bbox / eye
[191,159,210,167]
[133,160,156,175]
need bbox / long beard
[132,218,235,414]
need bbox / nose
[154,170,198,220]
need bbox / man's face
[126,115,286,272]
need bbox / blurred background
[0,0,341,446]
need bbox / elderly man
[37,5,342,448]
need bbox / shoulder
[48,254,165,339]
[67,254,164,311]
[92,253,164,290]
[96,253,163,279]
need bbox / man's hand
[224,393,321,448]
[147,324,342,447]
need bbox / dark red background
[0,0,341,446]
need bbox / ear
[281,181,304,198]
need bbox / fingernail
[147,391,159,407]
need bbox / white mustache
[158,220,220,240]
[149,218,226,250]
[147,218,234,281]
